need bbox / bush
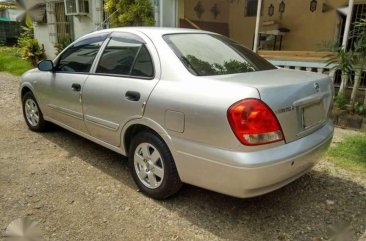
[54,36,72,55]
[335,94,347,110]
[22,39,45,66]
[17,26,34,49]
[354,102,365,115]
[104,0,154,27]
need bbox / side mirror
[38,60,54,72]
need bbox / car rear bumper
[172,120,333,198]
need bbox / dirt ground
[0,72,365,241]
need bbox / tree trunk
[364,84,366,108]
[338,72,349,96]
[350,69,362,106]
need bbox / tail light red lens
[227,99,284,146]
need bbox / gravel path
[0,72,365,241]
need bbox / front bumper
[173,120,334,198]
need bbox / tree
[104,0,155,27]
[350,19,366,107]
[326,48,354,96]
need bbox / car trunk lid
[211,69,334,143]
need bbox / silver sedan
[20,27,334,199]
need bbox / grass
[327,133,366,175]
[0,47,33,76]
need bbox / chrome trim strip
[85,115,120,131]
[48,104,83,120]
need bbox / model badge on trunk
[314,83,320,92]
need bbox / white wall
[159,0,178,27]
[73,15,95,39]
[73,0,103,39]
[33,22,57,59]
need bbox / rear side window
[163,33,275,76]
[56,36,105,73]
[96,37,154,78]
[131,46,154,77]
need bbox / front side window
[164,33,275,76]
[96,37,154,78]
[56,36,105,73]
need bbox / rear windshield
[163,33,275,76]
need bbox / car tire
[128,131,182,199]
[22,92,48,132]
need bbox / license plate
[302,101,325,129]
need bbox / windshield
[163,33,275,76]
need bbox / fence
[259,51,366,104]
[0,21,21,45]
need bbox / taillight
[227,99,284,146]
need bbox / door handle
[125,91,140,101]
[71,83,81,92]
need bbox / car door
[42,35,107,132]
[82,32,160,147]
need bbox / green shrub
[335,94,347,110]
[17,26,34,49]
[104,0,155,27]
[22,39,45,66]
[354,102,365,115]
[54,36,72,55]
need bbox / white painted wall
[33,22,57,59]
[73,0,103,39]
[159,0,178,27]
[73,15,94,39]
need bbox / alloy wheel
[134,143,164,189]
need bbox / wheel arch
[20,83,40,102]
[21,86,32,99]
[121,118,173,156]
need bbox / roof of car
[114,27,208,34]
[76,27,215,44]
[87,27,211,37]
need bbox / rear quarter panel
[144,75,261,150]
